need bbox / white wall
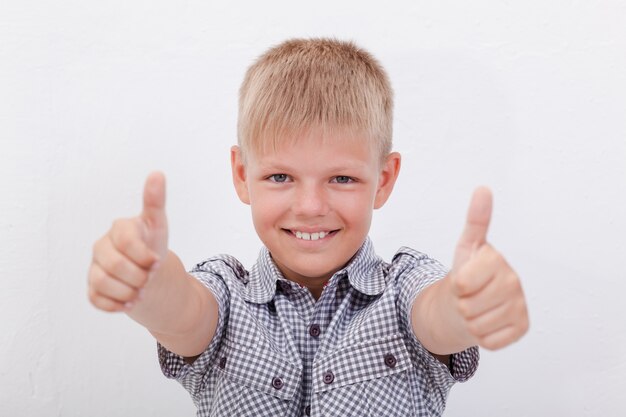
[1,1,625,415]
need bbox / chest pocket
[313,334,414,417]
[207,338,302,416]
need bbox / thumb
[453,186,493,269]
[141,171,167,230]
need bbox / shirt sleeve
[393,248,479,386]
[157,267,230,400]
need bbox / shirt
[158,237,479,416]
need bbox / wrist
[442,273,479,350]
[419,274,476,354]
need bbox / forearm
[127,250,218,357]
[411,276,475,355]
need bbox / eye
[268,174,290,183]
[332,176,355,184]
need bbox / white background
[1,1,625,415]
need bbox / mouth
[285,229,338,241]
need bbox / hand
[448,187,529,350]
[88,172,168,312]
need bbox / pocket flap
[313,333,410,393]
[217,339,302,400]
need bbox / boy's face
[231,130,400,291]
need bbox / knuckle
[501,277,521,300]
[89,267,105,287]
[512,275,524,294]
[481,333,506,351]
[115,230,135,253]
[502,271,517,287]
[89,292,114,312]
[519,322,529,338]
[514,294,528,314]
[91,239,100,256]
[456,299,472,318]
[92,237,108,260]
[481,338,500,351]
[466,320,482,336]
[100,301,118,313]
[455,276,472,296]
[111,218,137,244]
[87,288,98,305]
[110,256,126,274]
[115,285,135,302]
[135,270,149,288]
[125,267,146,289]
[518,312,530,335]
[476,335,489,348]
[122,285,138,300]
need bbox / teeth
[294,231,328,240]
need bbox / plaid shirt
[158,238,478,416]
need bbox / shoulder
[386,245,449,307]
[187,254,252,305]
[192,254,249,283]
[391,246,430,264]
[389,246,448,277]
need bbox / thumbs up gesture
[88,172,168,312]
[448,187,529,350]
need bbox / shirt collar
[336,237,387,296]
[242,247,283,303]
[242,237,386,303]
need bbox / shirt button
[384,353,397,368]
[323,371,334,384]
[271,377,284,390]
[305,405,311,416]
[309,324,321,338]
[219,357,227,369]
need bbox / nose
[292,183,329,217]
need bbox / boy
[88,38,528,416]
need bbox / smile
[291,230,333,241]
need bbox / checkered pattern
[158,237,479,416]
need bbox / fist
[449,187,529,350]
[88,172,168,312]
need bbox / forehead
[247,129,380,170]
[246,126,380,163]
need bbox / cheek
[332,191,375,224]
[249,190,286,225]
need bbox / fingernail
[124,302,134,310]
[151,261,160,271]
[138,289,145,301]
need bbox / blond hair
[237,38,393,162]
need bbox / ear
[231,145,250,205]
[374,152,401,209]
